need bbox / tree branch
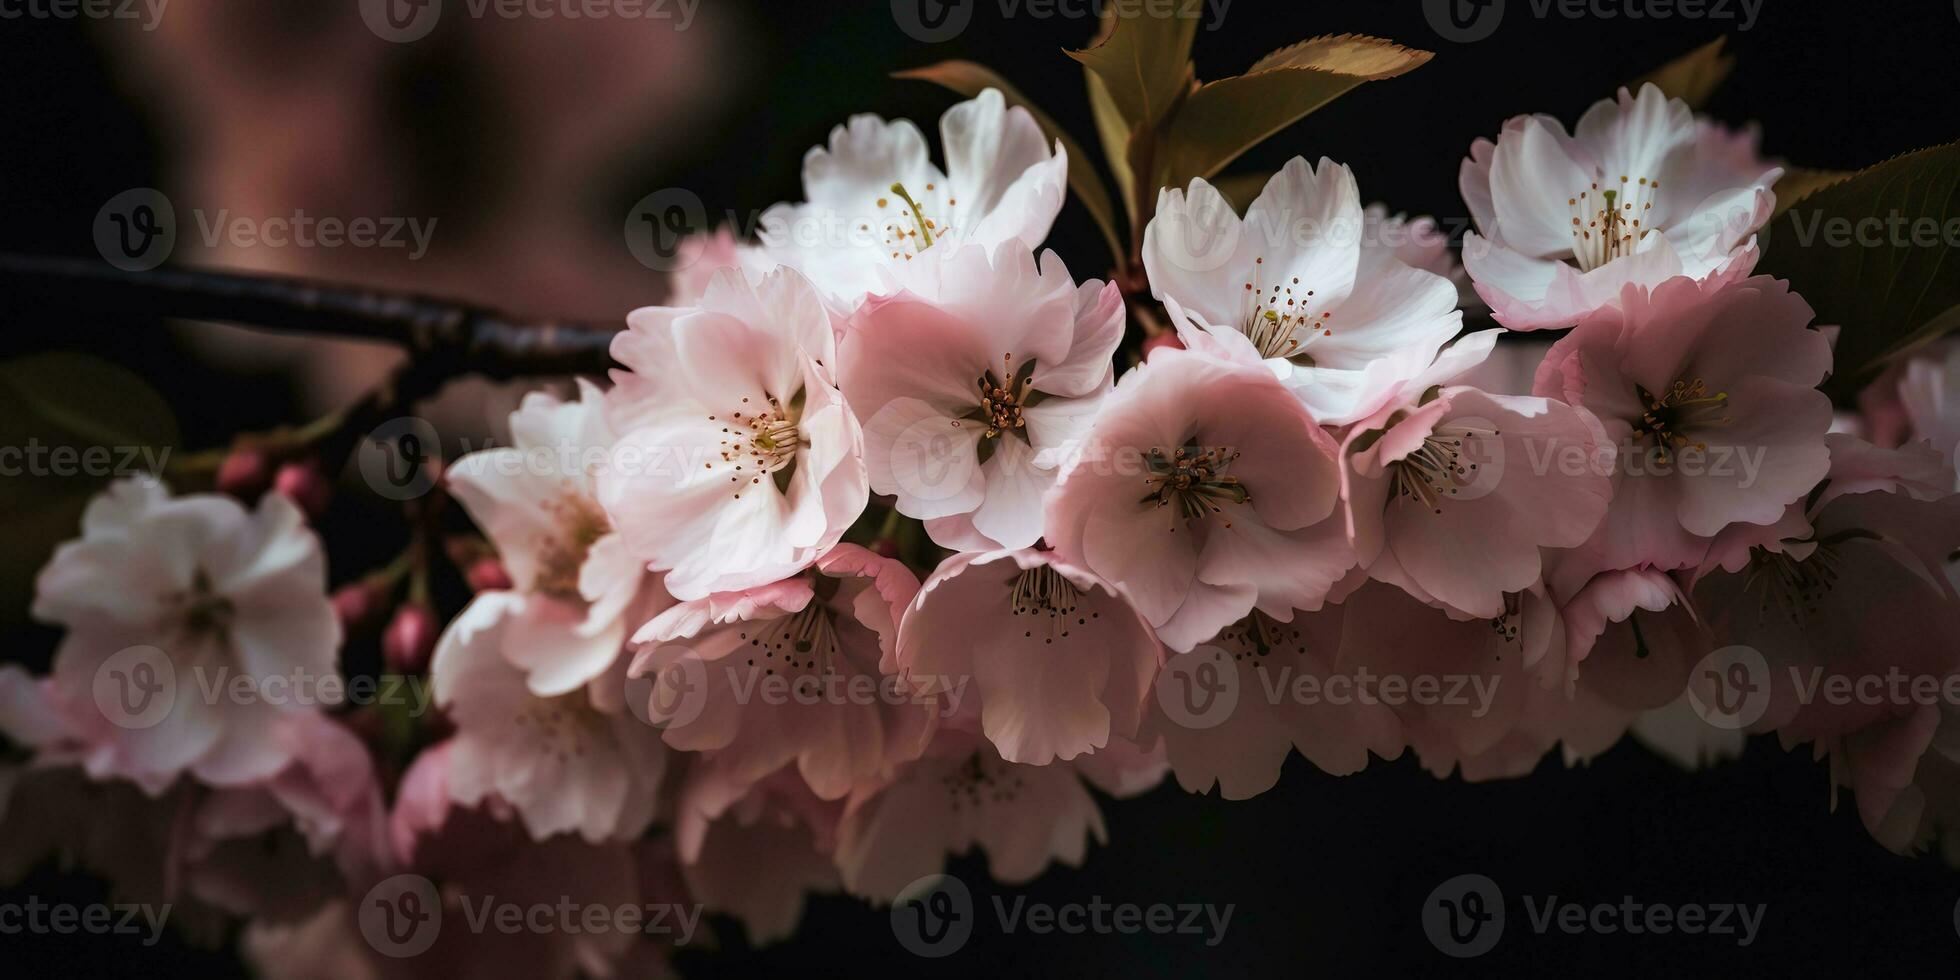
[0,253,620,378]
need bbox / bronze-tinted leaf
[1064,7,1198,132]
[1156,34,1431,189]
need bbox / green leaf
[1064,7,1198,132]
[1086,70,1137,224]
[1756,141,1960,398]
[1632,37,1734,110]
[1155,35,1432,190]
[0,352,180,627]
[1771,167,1853,218]
[895,60,1126,266]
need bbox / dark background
[4,0,1960,975]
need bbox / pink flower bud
[332,580,388,629]
[273,460,332,519]
[215,448,271,500]
[384,604,439,675]
[465,558,513,592]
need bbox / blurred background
[3,0,1959,974]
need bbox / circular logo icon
[358,417,441,500]
[92,645,177,730]
[1428,415,1506,504]
[868,399,981,505]
[1422,873,1505,958]
[625,188,708,272]
[624,646,709,732]
[1152,190,1243,274]
[1422,0,1505,43]
[1686,644,1771,731]
[1155,644,1240,730]
[94,188,176,272]
[359,873,442,957]
[890,0,972,42]
[360,0,442,43]
[891,873,973,957]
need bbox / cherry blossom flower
[1145,601,1404,799]
[629,544,937,800]
[756,88,1067,309]
[672,761,840,944]
[1366,203,1480,311]
[446,381,671,697]
[431,601,669,844]
[600,267,869,600]
[1534,274,1833,577]
[1343,385,1611,618]
[895,549,1159,766]
[23,477,339,791]
[1046,344,1356,652]
[833,729,1161,902]
[1460,82,1781,330]
[1143,156,1465,425]
[840,243,1122,550]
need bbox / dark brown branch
[0,252,620,379]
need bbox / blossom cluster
[3,82,1958,973]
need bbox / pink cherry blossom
[1343,385,1611,619]
[600,266,870,600]
[431,598,669,843]
[756,88,1067,309]
[1046,344,1356,652]
[833,729,1158,901]
[446,380,672,697]
[841,243,1122,550]
[25,477,339,791]
[630,544,937,800]
[1143,156,1465,425]
[1460,83,1781,330]
[1534,274,1833,578]
[672,761,840,944]
[896,549,1159,766]
[1145,602,1404,799]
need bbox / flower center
[534,492,611,601]
[513,695,610,763]
[170,569,235,641]
[1239,256,1331,362]
[1567,175,1659,272]
[959,352,1042,446]
[1218,609,1305,658]
[941,751,1023,812]
[737,599,842,676]
[1389,423,1498,515]
[713,389,806,500]
[1490,592,1523,644]
[1744,544,1841,626]
[1008,564,1095,644]
[1630,378,1730,461]
[1143,445,1250,530]
[877,181,954,260]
